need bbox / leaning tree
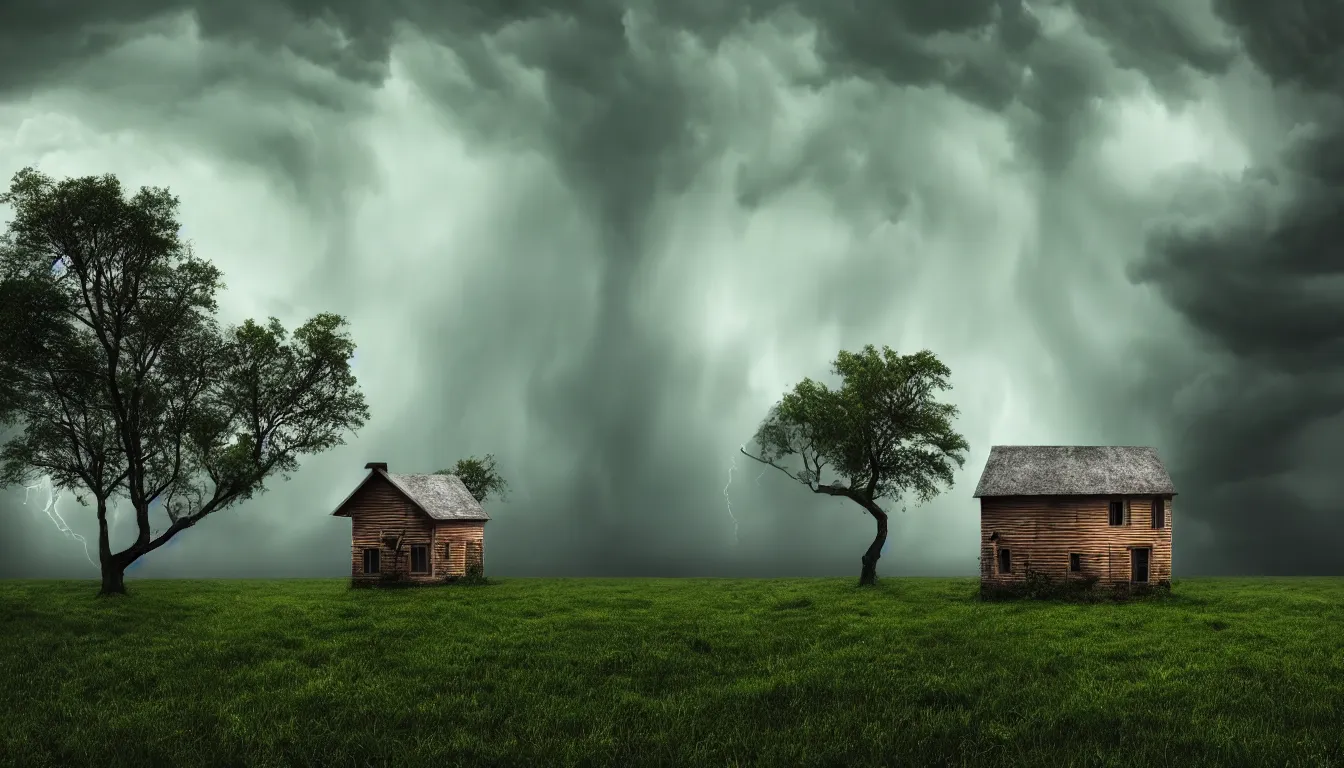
[0,168,370,595]
[741,345,968,586]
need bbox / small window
[444,541,453,562]
[1151,497,1165,529]
[1109,500,1125,526]
[410,544,430,575]
[362,548,380,574]
[997,548,1011,574]
[1069,553,1081,572]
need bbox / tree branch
[739,446,853,499]
[739,446,806,485]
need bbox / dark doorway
[1131,547,1150,584]
[997,548,1011,574]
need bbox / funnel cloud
[0,0,1341,578]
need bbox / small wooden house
[332,462,489,585]
[974,446,1175,589]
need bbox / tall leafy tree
[742,345,969,586]
[435,454,508,504]
[0,168,370,595]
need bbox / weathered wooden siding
[980,495,1173,587]
[345,475,439,584]
[434,521,486,576]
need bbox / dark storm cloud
[3,0,1342,579]
[1128,0,1344,574]
[1071,0,1237,92]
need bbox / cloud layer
[1,0,1340,578]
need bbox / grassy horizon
[3,576,1342,767]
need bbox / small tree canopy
[743,345,969,585]
[435,454,508,504]
[0,167,370,594]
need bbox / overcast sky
[1,0,1340,579]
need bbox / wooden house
[974,446,1176,589]
[332,462,489,585]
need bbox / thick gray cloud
[0,0,1340,579]
[1124,0,1344,574]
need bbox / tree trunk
[857,499,889,586]
[95,498,127,596]
[100,564,127,595]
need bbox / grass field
[2,577,1342,767]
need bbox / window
[410,544,430,575]
[1151,497,1165,529]
[1109,500,1125,526]
[997,548,1011,574]
[444,541,453,562]
[362,548,380,574]
[1069,553,1081,572]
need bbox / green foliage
[750,345,969,504]
[458,559,489,586]
[977,570,1167,603]
[746,345,969,584]
[0,577,1340,766]
[435,454,508,504]
[0,167,370,582]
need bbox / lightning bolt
[24,477,96,567]
[755,470,765,486]
[723,447,743,546]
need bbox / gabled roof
[331,468,490,521]
[973,445,1176,498]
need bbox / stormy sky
[0,0,1340,579]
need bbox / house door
[1131,547,1150,584]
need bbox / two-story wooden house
[332,462,489,585]
[974,445,1175,590]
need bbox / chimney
[365,462,388,472]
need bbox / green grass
[2,577,1343,767]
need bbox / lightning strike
[755,470,765,486]
[723,447,743,546]
[23,477,96,567]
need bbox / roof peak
[331,469,489,520]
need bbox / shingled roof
[973,445,1176,498]
[385,472,490,521]
[331,467,490,521]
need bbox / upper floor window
[1151,497,1165,529]
[1109,500,1125,526]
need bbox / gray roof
[331,469,490,521]
[973,445,1176,497]
[386,472,490,521]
